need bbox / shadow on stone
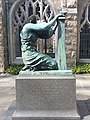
[77,99,90,119]
[3,101,15,120]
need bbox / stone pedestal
[12,73,80,120]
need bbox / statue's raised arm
[20,13,63,39]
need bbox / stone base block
[12,74,80,120]
[12,110,80,120]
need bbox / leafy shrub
[72,63,90,74]
[6,65,24,75]
[5,63,90,75]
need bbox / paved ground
[76,74,90,119]
[0,75,16,120]
[0,74,90,120]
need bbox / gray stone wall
[0,0,4,72]
[0,0,15,72]
[66,14,77,67]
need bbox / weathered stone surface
[12,74,80,120]
[65,14,77,67]
[0,0,8,72]
[0,46,4,72]
[0,0,4,72]
[12,111,80,120]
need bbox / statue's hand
[59,10,67,16]
[56,12,65,20]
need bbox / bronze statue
[20,13,63,71]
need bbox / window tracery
[79,3,90,59]
[80,3,90,31]
[13,0,54,31]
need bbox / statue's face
[30,15,37,24]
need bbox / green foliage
[72,63,90,74]
[6,65,24,75]
[5,63,90,75]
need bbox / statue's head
[30,15,37,24]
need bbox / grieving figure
[20,13,62,71]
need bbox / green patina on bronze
[57,14,67,70]
[20,11,68,73]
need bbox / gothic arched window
[80,3,90,60]
[10,0,55,64]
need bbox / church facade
[0,0,90,72]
